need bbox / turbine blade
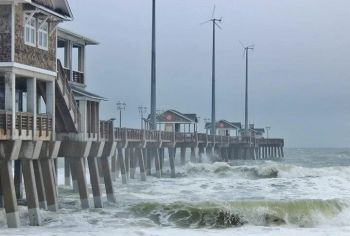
[212,4,216,18]
[239,40,245,48]
[215,22,222,29]
[242,49,246,58]
[200,20,211,25]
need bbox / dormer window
[24,15,36,46]
[38,20,48,50]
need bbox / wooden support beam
[190,147,196,163]
[125,148,130,179]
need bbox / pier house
[205,120,241,136]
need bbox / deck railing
[100,120,114,140]
[36,114,52,137]
[112,127,283,146]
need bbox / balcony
[63,67,85,84]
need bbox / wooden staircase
[54,60,80,133]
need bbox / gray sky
[63,0,350,148]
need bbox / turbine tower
[240,42,254,136]
[202,6,222,135]
[150,0,157,130]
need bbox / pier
[0,0,284,228]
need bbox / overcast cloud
[62,0,350,148]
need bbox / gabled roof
[146,109,198,124]
[30,0,73,20]
[205,120,242,130]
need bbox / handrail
[57,59,81,131]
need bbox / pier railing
[111,127,284,147]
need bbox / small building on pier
[205,120,241,136]
[239,124,265,139]
[145,109,198,132]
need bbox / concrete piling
[101,156,116,203]
[70,158,90,209]
[64,157,71,186]
[180,147,186,165]
[21,160,42,226]
[14,160,23,199]
[145,148,152,176]
[87,156,103,208]
[138,148,147,181]
[168,148,176,178]
[41,159,58,211]
[117,148,127,184]
[190,147,196,163]
[0,160,20,228]
[33,160,47,210]
[125,148,130,179]
[111,150,118,181]
[154,148,161,178]
[130,148,136,179]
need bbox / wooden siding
[14,4,56,71]
[0,5,12,62]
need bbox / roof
[30,0,73,20]
[205,120,242,130]
[146,109,198,124]
[71,85,107,101]
[58,28,99,46]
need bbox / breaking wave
[184,162,350,179]
[131,199,349,228]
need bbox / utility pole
[117,101,126,128]
[150,0,157,130]
[138,106,147,129]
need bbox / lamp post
[204,118,211,134]
[138,106,147,129]
[116,101,126,128]
[266,126,271,139]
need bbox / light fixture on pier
[266,126,271,139]
[116,101,126,128]
[138,106,147,129]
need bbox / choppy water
[2,148,350,235]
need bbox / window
[38,21,48,50]
[24,14,36,46]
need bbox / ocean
[1,148,350,236]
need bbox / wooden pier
[0,0,284,228]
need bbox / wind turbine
[202,5,223,135]
[150,0,157,130]
[239,41,254,137]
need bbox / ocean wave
[184,162,350,179]
[130,199,349,228]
